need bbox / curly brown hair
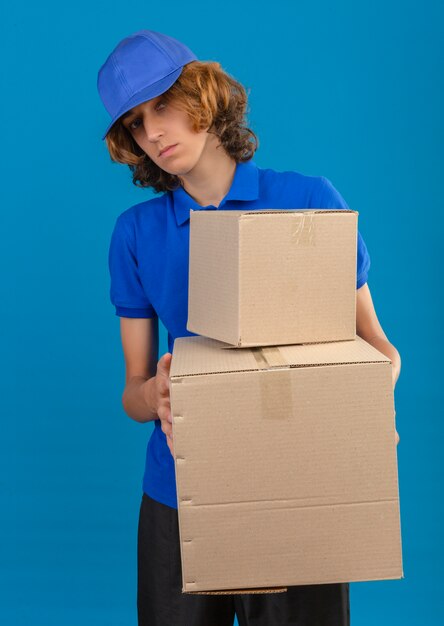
[105,60,259,193]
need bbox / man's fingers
[156,353,172,396]
[156,353,174,458]
[166,432,174,457]
[157,353,172,377]
[160,419,172,438]
[158,401,172,424]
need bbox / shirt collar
[171,159,260,226]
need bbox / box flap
[213,208,358,218]
[171,335,391,379]
[187,586,288,595]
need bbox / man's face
[120,95,215,176]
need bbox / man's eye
[129,119,141,131]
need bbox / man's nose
[144,118,163,142]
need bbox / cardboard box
[187,209,358,347]
[170,335,403,594]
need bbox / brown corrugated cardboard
[170,335,403,594]
[187,209,358,347]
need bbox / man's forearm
[122,375,159,423]
[361,334,402,388]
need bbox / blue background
[1,1,442,624]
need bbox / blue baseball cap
[97,30,198,140]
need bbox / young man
[98,29,401,626]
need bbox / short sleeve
[315,176,371,289]
[108,213,157,318]
[356,230,371,288]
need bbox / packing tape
[291,211,316,246]
[259,347,288,367]
[251,347,293,420]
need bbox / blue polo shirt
[108,159,371,509]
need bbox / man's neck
[178,141,237,208]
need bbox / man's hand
[394,408,400,445]
[392,362,400,445]
[143,352,175,457]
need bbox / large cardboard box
[170,335,403,594]
[187,209,358,347]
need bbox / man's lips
[159,144,178,157]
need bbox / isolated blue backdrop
[1,1,442,625]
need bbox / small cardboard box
[170,335,403,594]
[187,209,358,347]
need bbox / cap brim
[101,66,183,140]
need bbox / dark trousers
[137,493,350,626]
